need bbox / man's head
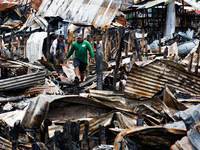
[58,34,64,42]
[76,33,83,43]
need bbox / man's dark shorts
[73,58,87,73]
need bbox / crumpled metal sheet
[170,123,200,150]
[89,90,176,125]
[163,85,187,111]
[21,95,49,129]
[183,0,200,11]
[113,126,187,150]
[170,136,196,150]
[173,104,200,130]
[79,111,137,140]
[188,124,200,149]
[36,0,122,28]
[125,59,200,98]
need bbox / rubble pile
[1,0,200,150]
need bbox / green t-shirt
[66,40,94,63]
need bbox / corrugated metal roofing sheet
[125,59,200,98]
[0,71,45,91]
[36,0,122,28]
[184,0,200,11]
[0,0,42,11]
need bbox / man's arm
[66,43,75,59]
[87,42,94,58]
[87,42,95,62]
[53,47,57,56]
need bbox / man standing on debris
[49,34,67,66]
[65,33,94,82]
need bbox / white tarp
[26,32,47,63]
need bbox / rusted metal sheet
[0,3,16,11]
[36,0,122,28]
[170,123,200,150]
[114,126,187,150]
[163,85,187,111]
[79,111,137,140]
[170,136,195,150]
[21,95,49,129]
[0,71,45,91]
[0,0,42,11]
[125,59,200,98]
[47,104,109,121]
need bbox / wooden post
[95,29,103,90]
[164,47,168,59]
[61,121,72,150]
[137,111,144,126]
[10,32,14,59]
[127,31,131,55]
[0,36,2,56]
[195,41,200,75]
[159,32,161,53]
[133,30,142,61]
[47,24,50,61]
[113,28,123,90]
[75,121,80,146]
[107,30,113,61]
[44,119,52,144]
[145,39,148,56]
[130,31,137,62]
[81,121,89,150]
[102,30,105,61]
[54,130,61,150]
[3,32,5,43]
[141,28,145,54]
[105,27,109,62]
[118,28,122,63]
[12,120,20,150]
[188,53,194,72]
[114,30,118,53]
[99,125,106,145]
[71,121,80,145]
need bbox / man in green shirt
[65,33,95,82]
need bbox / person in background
[49,34,67,66]
[65,33,94,83]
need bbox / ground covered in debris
[1,0,200,150]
